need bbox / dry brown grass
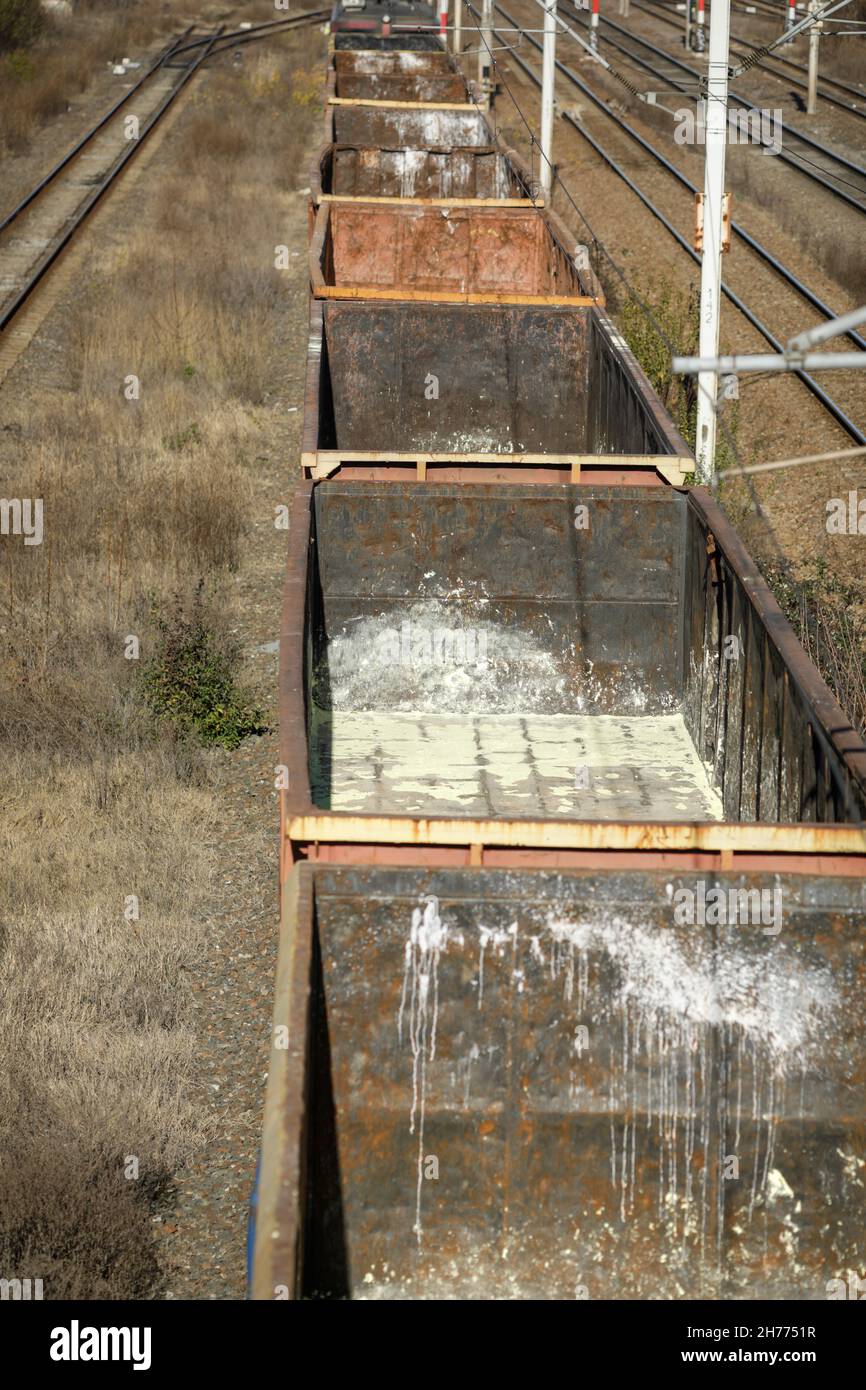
[0,30,323,1299]
[0,0,191,154]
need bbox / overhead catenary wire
[555,1,866,211]
[491,0,866,446]
[462,0,793,560]
[463,0,866,622]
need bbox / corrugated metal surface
[331,106,492,147]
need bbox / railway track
[491,1,866,444]
[553,1,866,213]
[636,0,866,113]
[0,11,328,338]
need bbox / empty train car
[249,23,866,1302]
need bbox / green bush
[619,279,699,448]
[619,276,741,475]
[141,587,267,749]
[0,0,42,53]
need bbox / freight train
[249,24,866,1301]
[330,0,442,47]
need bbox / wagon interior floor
[309,711,724,821]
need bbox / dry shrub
[0,2,186,154]
[0,1134,164,1301]
[0,753,213,1298]
[0,29,326,1297]
[758,558,866,740]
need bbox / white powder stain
[398,896,450,1245]
[547,910,835,1252]
[396,898,838,1263]
[312,709,723,822]
[319,598,678,717]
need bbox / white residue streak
[545,910,835,1245]
[398,896,449,1245]
[397,898,837,1258]
[477,921,517,1009]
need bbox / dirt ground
[0,16,324,1300]
[492,0,866,602]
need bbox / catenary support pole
[590,0,599,51]
[540,0,557,195]
[695,0,731,482]
[807,0,820,112]
[696,0,706,52]
[479,0,494,106]
[455,0,462,52]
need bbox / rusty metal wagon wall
[309,201,599,303]
[312,140,534,202]
[331,50,467,102]
[327,102,492,147]
[301,299,691,481]
[278,480,866,867]
[252,862,866,1301]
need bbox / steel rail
[0,9,330,333]
[635,0,866,111]
[494,2,866,444]
[536,2,866,353]
[171,10,330,58]
[0,12,328,242]
[0,29,224,334]
[0,26,194,238]
[502,2,866,351]
[557,0,866,212]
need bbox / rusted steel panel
[334,33,445,52]
[334,50,455,76]
[760,632,784,820]
[302,843,866,874]
[316,143,529,200]
[312,481,683,715]
[588,315,690,458]
[251,868,314,1301]
[723,575,748,818]
[335,72,467,101]
[308,299,680,458]
[330,45,466,102]
[685,490,866,825]
[323,302,592,453]
[255,863,866,1300]
[311,202,586,299]
[330,105,492,147]
[779,670,804,824]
